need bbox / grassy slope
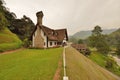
[89,51,107,67]
[0,28,22,52]
[0,48,63,80]
[89,51,120,76]
[65,47,119,80]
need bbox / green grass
[89,51,107,67]
[0,28,22,52]
[0,48,63,80]
[65,47,119,80]
[89,51,120,76]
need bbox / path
[0,48,24,55]
[65,46,120,80]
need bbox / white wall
[32,26,62,48]
[41,29,47,48]
[48,41,57,47]
[32,30,37,47]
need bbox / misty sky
[4,0,120,35]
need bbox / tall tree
[92,25,102,36]
[88,25,110,54]
[78,39,84,44]
[0,0,8,30]
[116,38,120,57]
[8,15,35,40]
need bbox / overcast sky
[4,0,120,35]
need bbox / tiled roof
[31,24,68,42]
[72,44,87,49]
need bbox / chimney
[36,11,44,25]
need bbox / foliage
[23,38,32,48]
[8,15,35,40]
[0,0,35,40]
[0,48,63,80]
[116,39,120,56]
[88,25,110,54]
[89,51,120,76]
[79,48,91,56]
[0,13,8,30]
[0,0,8,30]
[107,28,120,47]
[78,39,84,44]
[105,56,116,68]
[92,25,102,36]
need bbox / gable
[31,24,68,41]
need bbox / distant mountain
[110,28,120,36]
[107,28,120,46]
[72,29,117,39]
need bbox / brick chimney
[36,11,44,25]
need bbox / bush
[80,48,91,56]
[23,38,31,48]
[0,13,8,30]
[105,56,116,68]
[85,49,91,55]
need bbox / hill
[65,46,120,80]
[109,28,120,37]
[72,29,117,39]
[0,28,22,52]
[107,28,120,46]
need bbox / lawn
[65,47,119,80]
[0,28,22,52]
[0,48,63,80]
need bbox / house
[72,44,87,52]
[31,11,68,48]
[71,44,91,55]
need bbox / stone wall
[33,26,44,48]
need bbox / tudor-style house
[31,11,68,48]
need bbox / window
[44,42,45,46]
[54,42,56,45]
[50,42,52,46]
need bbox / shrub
[80,48,91,56]
[23,38,31,48]
[105,56,116,68]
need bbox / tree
[116,39,120,57]
[0,0,8,30]
[78,39,84,44]
[0,13,8,30]
[88,25,110,54]
[8,15,35,40]
[92,25,102,36]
